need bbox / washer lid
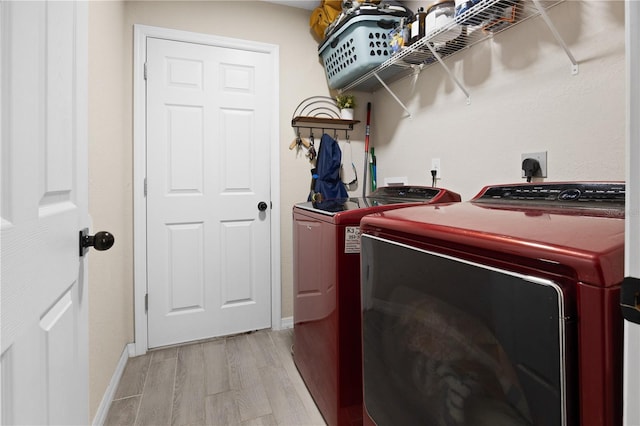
[295,186,461,216]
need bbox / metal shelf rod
[426,43,471,105]
[373,72,413,118]
[532,0,579,75]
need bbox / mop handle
[364,102,371,152]
[362,102,372,198]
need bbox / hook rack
[289,96,361,158]
[291,96,360,134]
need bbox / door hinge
[145,293,148,313]
[144,62,148,80]
[621,276,640,324]
[144,178,147,197]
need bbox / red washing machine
[293,186,461,426]
[359,182,625,426]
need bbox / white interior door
[1,1,89,424]
[146,37,273,348]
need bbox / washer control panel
[369,186,441,200]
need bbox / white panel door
[146,37,272,348]
[1,1,89,424]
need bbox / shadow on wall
[606,0,625,26]
[495,1,582,72]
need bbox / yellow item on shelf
[309,0,342,42]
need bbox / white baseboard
[280,316,293,329]
[92,342,134,426]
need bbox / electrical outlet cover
[521,152,547,178]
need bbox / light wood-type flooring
[104,329,327,426]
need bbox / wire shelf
[339,0,566,93]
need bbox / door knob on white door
[79,228,115,257]
[258,201,268,211]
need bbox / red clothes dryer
[359,182,625,426]
[292,186,461,426]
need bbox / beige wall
[87,0,625,420]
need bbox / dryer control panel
[472,182,625,210]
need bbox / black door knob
[79,229,115,257]
[258,201,268,211]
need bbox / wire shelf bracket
[373,72,414,118]
[532,0,579,75]
[426,43,471,105]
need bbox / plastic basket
[319,14,405,90]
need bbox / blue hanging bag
[308,133,348,203]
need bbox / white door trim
[133,25,281,356]
[624,1,640,424]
